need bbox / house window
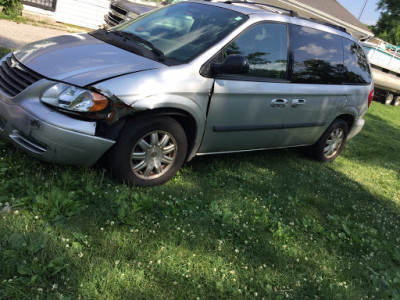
[22,0,57,12]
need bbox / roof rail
[223,0,298,16]
[210,0,348,33]
[307,18,348,33]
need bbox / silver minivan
[0,1,374,186]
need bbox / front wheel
[309,119,349,162]
[108,116,188,187]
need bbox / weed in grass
[113,189,154,225]
[14,188,85,223]
[1,229,68,299]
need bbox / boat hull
[361,43,400,95]
[371,65,400,94]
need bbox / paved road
[0,19,69,49]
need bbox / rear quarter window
[291,25,344,84]
[342,38,372,84]
[291,25,372,85]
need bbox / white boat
[360,37,400,106]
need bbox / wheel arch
[128,94,206,160]
[335,114,355,131]
[126,108,198,161]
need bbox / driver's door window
[224,23,288,80]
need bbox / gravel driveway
[0,19,70,49]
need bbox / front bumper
[0,80,115,167]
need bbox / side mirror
[210,54,249,75]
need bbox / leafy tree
[372,0,400,45]
[377,0,400,15]
[0,0,23,17]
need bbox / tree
[372,0,400,45]
[377,0,400,15]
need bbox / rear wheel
[309,119,348,162]
[108,116,187,187]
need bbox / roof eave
[276,0,373,38]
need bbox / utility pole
[358,0,368,20]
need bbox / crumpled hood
[13,33,164,86]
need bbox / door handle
[291,99,306,107]
[271,98,288,108]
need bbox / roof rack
[204,0,348,33]
[227,1,348,33]
[307,18,347,33]
[222,0,298,16]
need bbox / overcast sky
[336,0,381,25]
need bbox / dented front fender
[92,66,214,158]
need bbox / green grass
[0,54,399,297]
[0,13,88,33]
[0,11,26,23]
[0,47,11,58]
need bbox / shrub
[0,0,23,17]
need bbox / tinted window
[292,25,344,84]
[224,23,288,80]
[342,38,372,84]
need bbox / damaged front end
[0,86,116,167]
[38,82,139,141]
[0,55,123,167]
[39,82,133,124]
[0,34,160,167]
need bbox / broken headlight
[41,83,109,113]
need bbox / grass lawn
[0,49,399,298]
[0,48,11,58]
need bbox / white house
[21,0,373,39]
[22,0,110,29]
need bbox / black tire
[384,93,394,105]
[108,116,187,187]
[309,119,349,162]
[392,96,400,106]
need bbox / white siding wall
[55,0,110,29]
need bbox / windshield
[110,2,248,63]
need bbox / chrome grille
[107,13,124,26]
[110,4,128,16]
[0,55,43,97]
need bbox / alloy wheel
[130,130,177,180]
[323,128,344,159]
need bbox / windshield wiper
[110,31,165,61]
